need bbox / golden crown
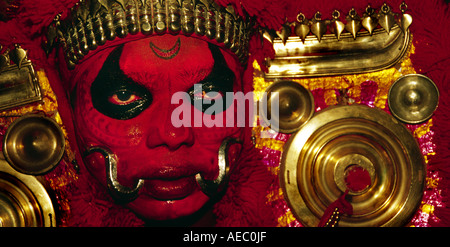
[45,0,254,69]
[263,2,412,44]
[261,2,413,78]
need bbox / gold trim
[0,45,42,111]
[265,25,411,78]
[45,0,253,68]
[280,105,425,227]
[0,156,56,227]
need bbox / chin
[127,189,211,221]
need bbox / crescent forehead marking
[149,37,181,60]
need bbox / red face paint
[72,35,244,220]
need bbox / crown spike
[215,9,225,42]
[400,13,412,33]
[277,23,291,45]
[294,13,310,43]
[168,0,182,34]
[92,10,107,45]
[84,14,98,50]
[345,8,361,40]
[262,29,276,43]
[379,3,395,34]
[180,0,194,34]
[115,0,126,10]
[311,12,326,42]
[330,10,345,40]
[205,7,216,39]
[154,0,167,34]
[98,0,110,10]
[10,44,28,69]
[194,2,206,36]
[0,49,10,68]
[399,2,412,33]
[361,5,378,35]
[112,2,128,37]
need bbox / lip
[141,174,199,200]
[128,186,209,221]
[147,166,198,179]
[122,161,215,200]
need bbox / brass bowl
[3,114,65,175]
[260,80,314,133]
[388,74,439,124]
[280,104,425,227]
[0,158,55,226]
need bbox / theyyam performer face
[36,0,274,226]
[71,34,244,220]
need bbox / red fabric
[318,190,353,227]
[66,167,145,226]
[317,167,370,226]
[214,129,278,226]
[345,166,371,192]
[407,0,450,226]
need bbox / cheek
[191,68,246,142]
[191,107,244,146]
[83,152,107,184]
[195,89,248,131]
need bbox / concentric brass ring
[3,114,65,175]
[388,74,439,124]
[280,105,425,227]
[0,158,55,226]
[260,80,314,133]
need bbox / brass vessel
[280,104,425,226]
[388,74,439,124]
[3,114,65,175]
[0,157,55,226]
[260,80,314,133]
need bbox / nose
[146,104,194,151]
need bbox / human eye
[108,89,142,105]
[189,83,225,101]
[187,44,235,115]
[92,81,152,120]
[188,81,232,115]
[89,46,152,120]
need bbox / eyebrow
[123,64,213,92]
[120,43,232,92]
[178,66,213,86]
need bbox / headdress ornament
[44,0,254,69]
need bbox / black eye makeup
[90,46,152,120]
[187,43,235,115]
[90,43,234,120]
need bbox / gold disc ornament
[3,114,65,175]
[388,74,439,124]
[280,104,425,227]
[0,158,55,226]
[260,80,314,133]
